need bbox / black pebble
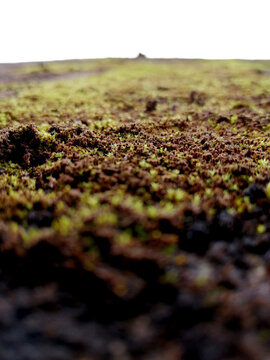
[243,184,265,203]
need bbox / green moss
[52,215,72,236]
[257,224,266,234]
[1,58,270,285]
[95,212,118,226]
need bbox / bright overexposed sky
[0,0,269,63]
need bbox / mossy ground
[1,59,270,359]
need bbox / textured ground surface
[0,58,270,359]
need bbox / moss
[167,188,186,202]
[139,159,151,169]
[1,59,270,357]
[116,230,132,245]
[160,269,178,284]
[95,212,118,226]
[265,182,270,199]
[257,224,266,234]
[147,206,158,219]
[52,215,72,236]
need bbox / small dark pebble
[211,210,238,242]
[137,53,147,59]
[189,91,205,106]
[28,210,53,228]
[145,100,157,112]
[243,184,265,203]
[181,220,210,254]
[217,116,230,123]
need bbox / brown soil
[0,58,270,360]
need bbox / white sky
[0,0,269,63]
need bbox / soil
[0,58,270,359]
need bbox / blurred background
[0,0,269,63]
